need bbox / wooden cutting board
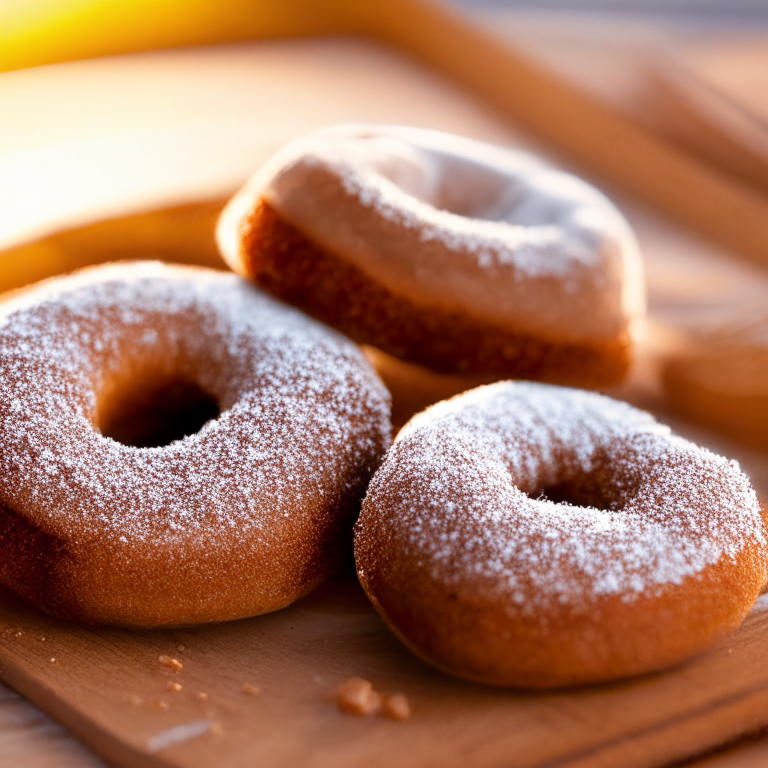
[2,570,768,768]
[3,30,768,768]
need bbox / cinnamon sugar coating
[217,125,644,386]
[355,382,768,688]
[0,262,391,627]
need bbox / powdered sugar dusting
[335,152,605,281]
[359,382,765,613]
[275,125,632,279]
[0,262,390,558]
[228,124,645,344]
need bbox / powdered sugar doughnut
[355,382,766,688]
[0,262,391,627]
[217,125,645,387]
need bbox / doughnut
[663,317,768,451]
[355,381,767,688]
[217,124,645,388]
[0,262,391,627]
[361,345,489,430]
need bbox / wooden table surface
[2,13,768,768]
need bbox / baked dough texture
[355,381,767,688]
[0,262,391,627]
[217,124,645,387]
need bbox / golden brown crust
[359,540,761,689]
[0,497,351,628]
[354,382,768,688]
[0,263,391,627]
[0,501,72,617]
[239,200,630,388]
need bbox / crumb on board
[382,693,411,721]
[129,695,143,706]
[335,678,412,721]
[177,645,186,652]
[157,699,169,711]
[335,677,382,716]
[167,681,183,692]
[158,655,183,672]
[49,657,56,663]
[242,683,261,696]
[196,692,209,701]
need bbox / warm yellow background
[0,0,357,71]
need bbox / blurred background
[2,0,767,248]
[2,2,768,767]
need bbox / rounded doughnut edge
[354,382,768,688]
[217,125,645,388]
[0,261,392,627]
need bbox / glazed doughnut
[663,316,768,451]
[217,125,645,387]
[0,262,391,627]
[355,381,767,688]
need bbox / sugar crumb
[382,693,411,721]
[158,655,183,673]
[335,677,381,716]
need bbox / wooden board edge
[3,608,768,768]
[560,685,768,768]
[0,651,172,768]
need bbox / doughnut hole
[91,327,223,449]
[530,456,640,513]
[536,482,612,510]
[509,435,641,514]
[96,363,220,448]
